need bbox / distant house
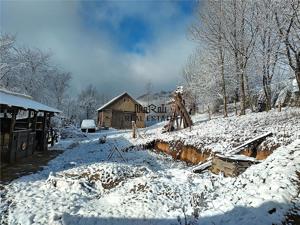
[0,89,61,163]
[97,92,145,129]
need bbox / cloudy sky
[1,0,197,98]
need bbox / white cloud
[1,0,196,97]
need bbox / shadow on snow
[58,201,290,225]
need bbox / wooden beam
[226,132,273,155]
[32,112,38,131]
[8,110,17,163]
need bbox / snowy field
[1,108,300,225]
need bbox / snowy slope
[1,107,300,225]
[126,107,300,154]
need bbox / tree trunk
[222,87,228,117]
[244,71,253,112]
[240,71,246,115]
[295,69,300,91]
[262,75,272,111]
[219,49,228,117]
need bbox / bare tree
[78,84,99,119]
[275,0,300,89]
[0,34,73,115]
[49,71,72,109]
[0,34,19,88]
[183,48,235,113]
[15,47,52,100]
[254,0,281,110]
[221,0,259,115]
[190,0,229,117]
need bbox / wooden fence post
[278,102,282,112]
[234,100,238,116]
[132,121,136,138]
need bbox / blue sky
[79,0,196,54]
[1,0,197,97]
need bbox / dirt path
[0,150,63,184]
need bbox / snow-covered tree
[0,34,73,115]
[187,0,298,113]
[48,71,72,109]
[183,48,235,113]
[190,0,229,116]
[14,47,51,101]
[0,34,19,90]
[275,0,300,90]
[252,0,281,110]
[78,84,99,120]
[220,0,259,115]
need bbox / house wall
[98,95,145,129]
[136,112,145,128]
[109,95,137,111]
[98,110,112,127]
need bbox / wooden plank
[192,159,212,173]
[8,110,17,163]
[226,132,272,155]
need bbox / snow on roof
[81,119,96,129]
[97,92,141,111]
[0,89,61,113]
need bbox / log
[226,132,272,155]
[192,158,212,173]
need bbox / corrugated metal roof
[0,89,61,113]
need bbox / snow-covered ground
[126,107,300,153]
[1,108,300,225]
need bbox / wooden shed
[97,92,145,129]
[0,89,61,164]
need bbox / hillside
[137,91,172,106]
[1,107,299,225]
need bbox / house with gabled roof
[97,92,145,129]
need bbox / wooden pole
[32,112,38,153]
[26,110,32,157]
[234,100,238,116]
[27,110,32,129]
[42,112,48,151]
[208,106,211,120]
[32,112,38,131]
[278,102,282,112]
[8,110,17,163]
[132,121,136,138]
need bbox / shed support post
[33,112,38,131]
[27,110,32,129]
[42,112,47,151]
[8,110,17,163]
[26,110,32,157]
[32,112,38,153]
